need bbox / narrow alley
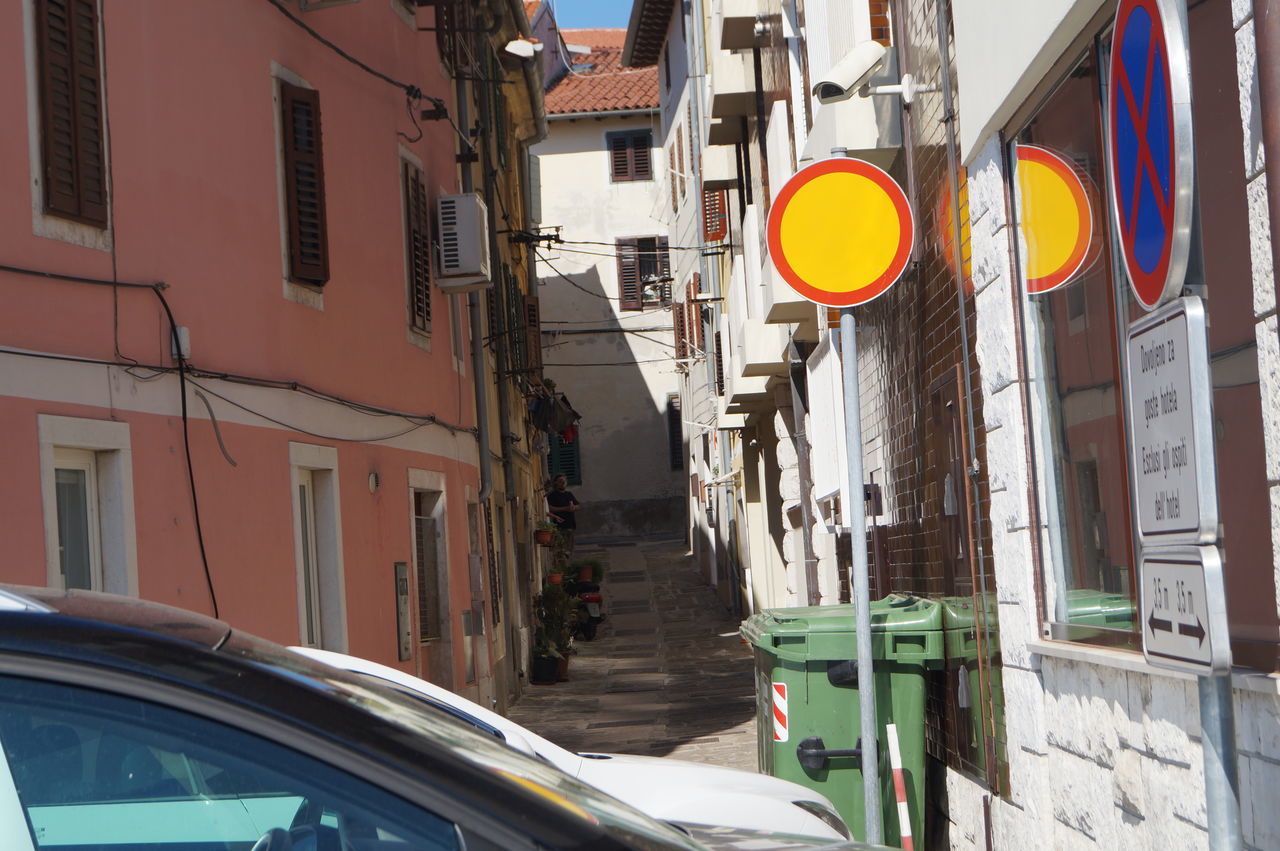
[509,538,757,773]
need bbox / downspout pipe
[1252,0,1280,310]
[458,61,493,502]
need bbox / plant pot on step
[546,572,563,585]
[530,654,559,685]
[534,529,555,547]
[555,655,569,682]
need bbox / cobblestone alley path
[507,538,759,772]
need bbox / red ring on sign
[1108,0,1177,308]
[766,158,915,308]
[1016,144,1094,295]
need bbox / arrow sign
[1139,546,1230,674]
[1178,616,1205,645]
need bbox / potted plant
[533,582,578,683]
[534,521,557,547]
[570,557,603,583]
[529,629,561,685]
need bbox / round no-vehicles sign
[767,158,914,308]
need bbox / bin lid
[938,594,998,631]
[1064,588,1135,617]
[741,597,942,661]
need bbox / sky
[545,0,633,29]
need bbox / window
[666,395,684,471]
[52,449,100,591]
[281,82,329,286]
[702,189,728,241]
[36,0,107,227]
[38,416,137,596]
[606,130,653,182]
[290,443,346,651]
[1016,8,1276,667]
[548,434,581,486]
[412,489,445,642]
[675,125,686,199]
[615,236,671,310]
[404,161,432,332]
[0,676,459,850]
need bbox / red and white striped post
[886,723,913,850]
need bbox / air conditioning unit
[436,193,492,292]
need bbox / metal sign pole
[1200,672,1242,849]
[840,306,881,844]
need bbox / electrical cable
[543,357,678,366]
[262,0,473,151]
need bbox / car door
[0,673,499,851]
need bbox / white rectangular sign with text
[1126,297,1217,545]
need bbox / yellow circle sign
[767,158,914,307]
[1014,144,1096,294]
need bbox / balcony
[706,117,744,147]
[709,48,755,119]
[762,253,820,327]
[718,0,761,50]
[737,316,789,377]
[702,145,737,190]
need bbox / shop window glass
[1017,0,1277,668]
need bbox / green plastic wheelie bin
[939,596,1003,779]
[1065,588,1136,630]
[741,597,943,847]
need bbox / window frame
[280,80,330,287]
[34,0,108,228]
[289,443,347,652]
[37,415,137,597]
[403,159,433,335]
[605,130,653,183]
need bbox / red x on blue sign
[1107,0,1194,309]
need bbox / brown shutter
[405,163,431,330]
[632,133,652,179]
[686,279,704,352]
[673,299,688,359]
[702,189,728,242]
[676,125,686,199]
[657,237,672,304]
[609,134,631,181]
[713,331,725,396]
[486,287,499,349]
[524,294,543,376]
[281,82,329,285]
[37,0,106,226]
[668,144,678,214]
[616,238,642,309]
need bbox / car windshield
[222,634,699,850]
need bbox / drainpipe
[936,0,997,776]
[458,51,493,502]
[1252,0,1280,309]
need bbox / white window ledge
[1028,639,1280,696]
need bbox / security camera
[812,41,888,103]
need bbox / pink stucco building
[1,0,548,708]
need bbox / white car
[292,646,851,841]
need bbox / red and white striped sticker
[886,723,914,850]
[772,682,788,742]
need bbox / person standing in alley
[546,474,580,554]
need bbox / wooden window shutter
[686,280,704,352]
[609,134,631,181]
[713,331,725,396]
[524,294,543,375]
[675,126,685,199]
[404,163,432,331]
[657,237,672,304]
[668,144,678,214]
[673,298,688,360]
[632,133,652,179]
[486,287,499,349]
[616,238,642,310]
[281,82,329,285]
[666,394,684,471]
[37,0,107,226]
[702,189,728,242]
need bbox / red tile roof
[544,28,659,116]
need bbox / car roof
[0,585,690,851]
